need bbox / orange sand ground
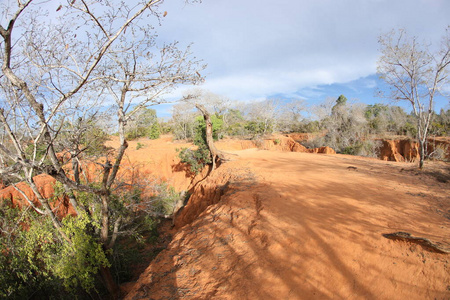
[1,135,449,299]
[123,136,449,300]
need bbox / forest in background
[121,92,449,160]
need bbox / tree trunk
[418,139,425,170]
[99,265,120,299]
[195,104,225,172]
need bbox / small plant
[136,142,144,150]
[274,138,281,145]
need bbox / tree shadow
[125,152,450,299]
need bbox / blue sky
[1,1,448,118]
[150,0,449,118]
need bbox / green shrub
[148,123,161,139]
[125,108,160,140]
[0,204,99,299]
[177,113,223,175]
[177,145,211,175]
[401,122,417,137]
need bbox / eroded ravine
[1,136,448,299]
[124,148,449,300]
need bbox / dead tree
[195,104,227,172]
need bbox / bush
[125,108,160,140]
[0,204,100,299]
[110,220,159,284]
[177,146,211,175]
[148,123,161,139]
[401,122,417,137]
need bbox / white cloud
[157,0,449,102]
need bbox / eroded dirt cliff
[1,136,449,299]
[125,148,450,300]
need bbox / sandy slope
[125,145,450,299]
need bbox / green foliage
[0,183,127,298]
[194,115,224,143]
[80,122,111,156]
[309,97,376,155]
[299,120,321,133]
[54,116,111,158]
[0,205,76,299]
[341,140,382,157]
[111,241,143,283]
[110,220,162,284]
[158,121,173,135]
[148,122,161,139]
[225,122,247,136]
[429,121,447,136]
[429,109,450,136]
[365,103,388,119]
[224,109,248,136]
[365,103,389,133]
[54,213,110,292]
[125,108,160,140]
[331,95,348,116]
[25,142,48,162]
[244,121,267,136]
[336,94,348,105]
[136,142,145,150]
[178,113,224,175]
[0,206,44,299]
[401,121,418,137]
[178,145,211,175]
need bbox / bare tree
[278,99,305,132]
[171,101,199,139]
[0,0,203,297]
[245,99,281,136]
[377,28,450,169]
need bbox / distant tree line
[149,92,448,159]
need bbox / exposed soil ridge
[124,148,449,300]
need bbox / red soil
[123,138,450,300]
[0,174,75,218]
[105,135,197,192]
[1,135,448,299]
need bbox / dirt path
[126,149,450,299]
[125,148,449,299]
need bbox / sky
[150,0,449,117]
